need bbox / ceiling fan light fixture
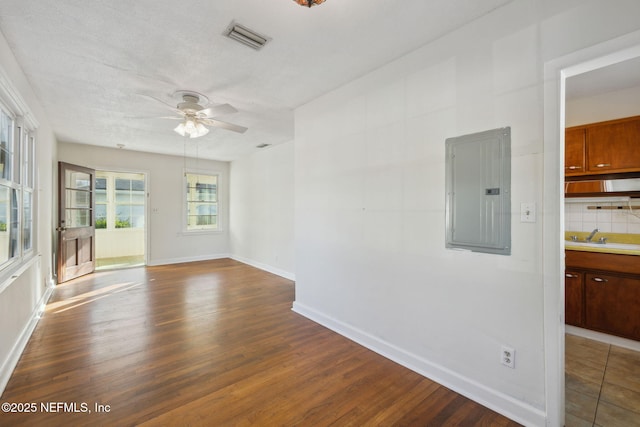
[294,0,325,7]
[184,118,198,134]
[174,122,187,137]
[194,122,209,138]
[174,118,210,139]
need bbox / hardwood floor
[1,259,521,426]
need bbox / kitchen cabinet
[565,270,584,327]
[565,250,640,341]
[565,128,586,176]
[585,272,640,340]
[565,115,640,177]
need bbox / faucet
[585,228,599,242]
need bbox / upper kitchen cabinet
[565,128,586,176]
[587,116,640,174]
[566,115,640,178]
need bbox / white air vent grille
[225,22,270,50]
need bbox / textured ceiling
[0,0,515,161]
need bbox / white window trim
[0,99,38,280]
[182,169,223,234]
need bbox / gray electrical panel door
[445,127,511,255]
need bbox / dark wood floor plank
[0,259,520,426]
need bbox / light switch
[520,202,536,223]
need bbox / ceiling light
[294,0,326,7]
[174,117,210,139]
[224,22,270,50]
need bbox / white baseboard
[566,326,640,352]
[291,301,546,427]
[146,253,231,267]
[230,255,295,281]
[0,283,54,396]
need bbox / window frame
[183,170,221,234]
[95,171,146,231]
[0,103,37,274]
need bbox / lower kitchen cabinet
[565,250,640,341]
[565,270,584,327]
[585,272,640,340]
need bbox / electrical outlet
[501,345,515,368]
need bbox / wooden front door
[57,162,96,283]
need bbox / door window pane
[66,170,91,190]
[66,208,90,228]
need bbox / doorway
[543,36,640,427]
[94,170,146,270]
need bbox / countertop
[565,232,640,256]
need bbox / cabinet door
[587,118,640,174]
[565,128,586,176]
[565,271,584,326]
[585,273,640,340]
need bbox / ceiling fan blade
[137,93,184,115]
[125,115,183,120]
[200,118,248,134]
[198,104,238,118]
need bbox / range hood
[565,177,640,197]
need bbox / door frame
[94,168,149,269]
[543,31,640,427]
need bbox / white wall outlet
[520,202,536,223]
[501,345,515,368]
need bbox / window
[95,177,107,229]
[94,172,145,230]
[22,132,34,252]
[185,173,218,231]
[115,178,145,228]
[0,106,36,269]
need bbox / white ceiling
[0,0,516,161]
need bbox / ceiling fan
[144,90,248,138]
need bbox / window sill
[178,229,225,237]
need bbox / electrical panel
[445,127,511,255]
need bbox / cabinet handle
[565,273,578,278]
[594,163,611,168]
[591,277,608,283]
[565,166,582,170]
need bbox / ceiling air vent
[224,22,270,50]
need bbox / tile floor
[565,334,640,426]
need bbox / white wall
[229,141,295,279]
[0,31,57,393]
[292,0,640,425]
[566,84,640,126]
[58,142,230,265]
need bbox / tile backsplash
[565,200,640,233]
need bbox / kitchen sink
[565,241,640,251]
